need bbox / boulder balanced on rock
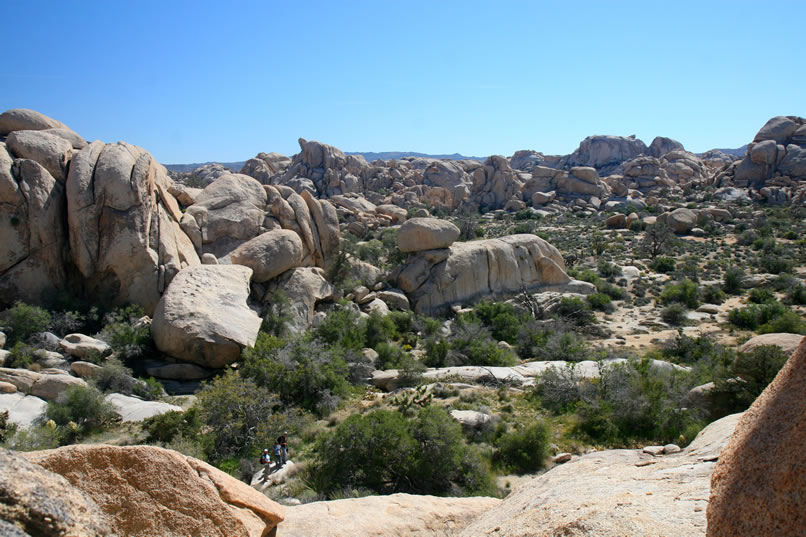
[151,265,261,368]
[397,217,460,252]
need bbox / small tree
[641,222,673,259]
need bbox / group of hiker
[260,431,288,476]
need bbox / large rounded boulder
[24,444,284,537]
[397,217,460,253]
[231,229,304,282]
[151,265,261,368]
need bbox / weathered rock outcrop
[647,136,685,158]
[151,265,261,368]
[264,267,336,332]
[0,108,73,137]
[183,173,268,258]
[565,134,647,175]
[461,412,742,537]
[6,130,73,182]
[67,141,199,314]
[707,339,806,537]
[395,234,592,314]
[716,116,806,196]
[280,493,500,537]
[0,149,70,305]
[0,448,110,537]
[24,445,284,537]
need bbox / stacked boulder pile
[715,115,806,204]
[391,218,593,315]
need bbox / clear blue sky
[3,1,804,164]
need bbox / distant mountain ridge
[164,146,747,173]
[346,151,486,162]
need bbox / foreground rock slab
[152,265,261,368]
[280,493,500,537]
[24,445,284,537]
[0,448,110,537]
[460,413,742,537]
[708,339,806,536]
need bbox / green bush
[45,385,119,437]
[97,305,151,360]
[596,282,627,301]
[364,312,397,349]
[661,279,700,309]
[748,288,775,304]
[195,371,281,462]
[728,301,789,331]
[534,365,580,413]
[495,422,550,474]
[587,292,614,312]
[262,290,292,337]
[661,304,688,326]
[92,358,136,394]
[701,285,726,305]
[312,408,495,497]
[424,338,450,368]
[375,341,407,370]
[709,345,789,417]
[7,342,35,369]
[469,301,523,345]
[555,297,596,326]
[142,408,201,444]
[450,321,517,367]
[241,335,349,415]
[758,310,806,335]
[315,307,366,351]
[2,302,51,345]
[787,284,806,305]
[723,267,745,294]
[597,260,622,279]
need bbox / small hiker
[277,431,288,466]
[260,448,271,478]
[273,440,283,469]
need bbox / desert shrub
[597,260,622,279]
[629,219,643,232]
[45,385,119,437]
[574,361,701,445]
[48,310,90,338]
[142,408,201,444]
[596,281,627,300]
[92,358,136,394]
[728,301,789,331]
[533,365,580,413]
[315,307,366,351]
[495,421,550,474]
[364,312,397,349]
[661,304,688,326]
[97,305,151,360]
[748,288,775,304]
[450,321,517,367]
[723,267,745,294]
[701,285,726,305]
[375,341,407,370]
[195,371,281,462]
[758,253,792,275]
[7,342,35,369]
[787,284,806,305]
[543,329,590,362]
[311,408,494,497]
[515,320,550,360]
[758,310,806,334]
[586,292,614,312]
[424,338,450,368]
[555,297,596,326]
[241,335,349,415]
[709,345,789,416]
[262,290,292,337]
[661,279,700,309]
[659,332,730,366]
[2,302,51,345]
[577,269,600,285]
[466,301,523,345]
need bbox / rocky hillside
[1,107,806,537]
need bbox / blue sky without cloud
[2,1,804,164]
